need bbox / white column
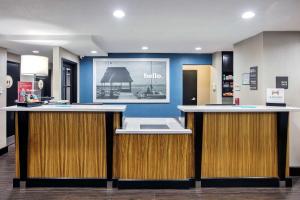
[0,47,7,149]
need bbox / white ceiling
[0,0,300,57]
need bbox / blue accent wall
[80,53,212,117]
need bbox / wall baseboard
[290,167,300,176]
[0,146,8,156]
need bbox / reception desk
[114,118,193,189]
[178,105,300,187]
[3,105,126,187]
[2,104,300,188]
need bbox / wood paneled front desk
[3,105,126,188]
[2,105,300,188]
[114,118,193,189]
[178,105,300,187]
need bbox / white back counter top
[116,117,192,134]
[1,104,127,112]
[178,105,300,113]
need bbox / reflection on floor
[0,145,300,200]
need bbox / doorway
[61,59,77,104]
[6,61,20,141]
[183,70,197,105]
[182,65,212,105]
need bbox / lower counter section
[14,111,122,187]
[113,134,194,180]
[184,111,290,187]
[26,112,107,178]
[201,112,279,177]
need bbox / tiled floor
[0,145,300,200]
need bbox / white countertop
[116,117,191,134]
[1,105,127,112]
[178,105,300,112]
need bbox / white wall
[234,33,264,105]
[212,52,222,104]
[52,47,80,100]
[0,47,7,149]
[7,52,21,63]
[234,31,300,166]
[262,32,300,167]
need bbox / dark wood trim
[61,58,78,103]
[286,177,293,187]
[277,112,289,180]
[119,112,123,127]
[183,112,187,128]
[26,179,107,187]
[13,178,20,188]
[105,112,114,180]
[112,179,119,188]
[17,112,29,181]
[201,178,280,187]
[0,146,8,156]
[290,167,300,176]
[194,112,203,180]
[116,180,194,189]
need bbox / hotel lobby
[1,0,300,199]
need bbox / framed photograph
[242,73,250,85]
[93,58,170,103]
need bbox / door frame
[182,65,214,105]
[6,61,20,139]
[61,58,78,103]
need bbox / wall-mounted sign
[93,58,170,103]
[38,80,44,90]
[276,76,288,89]
[6,75,13,88]
[250,66,258,90]
[242,73,250,85]
[266,88,284,104]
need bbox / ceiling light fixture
[195,47,202,51]
[32,50,39,54]
[141,46,149,50]
[242,11,255,19]
[90,50,98,54]
[113,9,125,18]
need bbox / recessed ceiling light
[142,46,149,50]
[90,50,98,54]
[195,47,202,51]
[32,50,39,54]
[113,9,125,18]
[242,11,255,19]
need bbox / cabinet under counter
[2,105,125,187]
[179,105,300,187]
[113,118,194,189]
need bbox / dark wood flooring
[1,145,300,200]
